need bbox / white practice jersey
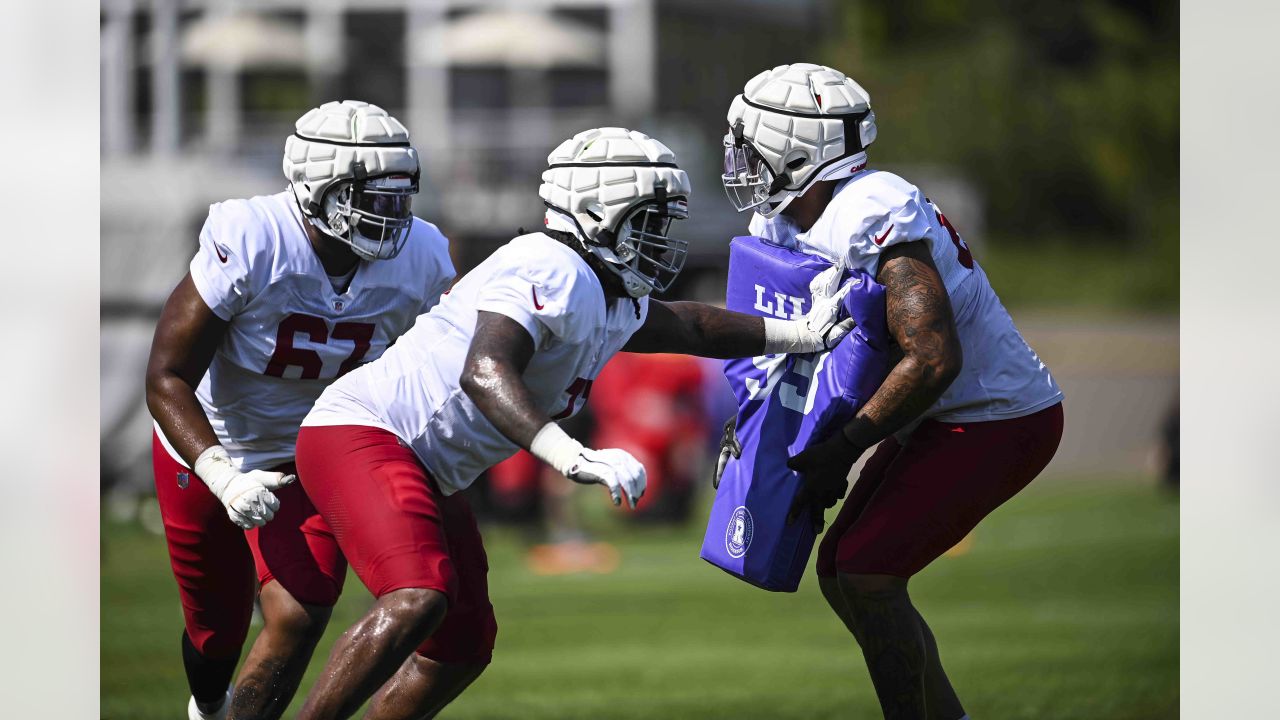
[156,190,456,470]
[750,169,1062,425]
[304,232,649,494]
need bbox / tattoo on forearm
[844,243,961,448]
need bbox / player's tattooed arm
[623,300,766,358]
[789,242,960,503]
[840,241,962,450]
[461,311,554,448]
[145,273,230,466]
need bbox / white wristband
[761,317,805,354]
[529,423,585,476]
[193,444,237,499]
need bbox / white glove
[193,445,295,530]
[530,423,647,508]
[762,265,857,354]
[566,448,647,508]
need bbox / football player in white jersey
[289,127,855,720]
[145,101,455,720]
[720,64,1065,720]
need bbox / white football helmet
[539,127,692,298]
[722,63,877,218]
[283,100,420,261]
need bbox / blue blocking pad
[700,236,891,592]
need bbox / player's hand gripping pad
[700,236,891,591]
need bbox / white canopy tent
[415,8,605,69]
[180,12,308,71]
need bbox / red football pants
[816,403,1064,579]
[296,424,497,663]
[152,433,346,659]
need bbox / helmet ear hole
[786,155,807,170]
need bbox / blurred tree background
[825,0,1178,311]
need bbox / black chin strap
[767,170,791,196]
[348,162,369,219]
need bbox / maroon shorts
[816,403,1064,579]
[245,480,346,608]
[296,424,497,664]
[153,434,347,658]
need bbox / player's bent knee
[815,534,840,578]
[420,654,491,677]
[266,601,332,643]
[440,658,490,684]
[259,581,334,641]
[382,587,450,634]
[283,579,343,609]
[414,604,498,666]
[404,654,490,704]
[837,571,907,597]
[453,658,491,690]
[817,574,844,607]
[261,566,344,608]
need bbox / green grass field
[102,479,1178,720]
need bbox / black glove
[785,432,866,533]
[712,416,742,489]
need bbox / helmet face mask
[606,197,690,297]
[319,174,417,261]
[722,132,783,214]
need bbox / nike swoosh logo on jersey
[215,243,229,263]
[872,224,894,246]
[532,286,545,310]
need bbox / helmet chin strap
[544,207,585,240]
[759,151,868,219]
[759,191,798,219]
[543,208,649,300]
[767,166,794,197]
[590,235,652,299]
[747,148,802,218]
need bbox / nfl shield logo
[334,300,345,311]
[725,506,754,559]
[176,471,189,489]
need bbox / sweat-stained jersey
[303,232,650,494]
[155,190,456,471]
[749,169,1062,425]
